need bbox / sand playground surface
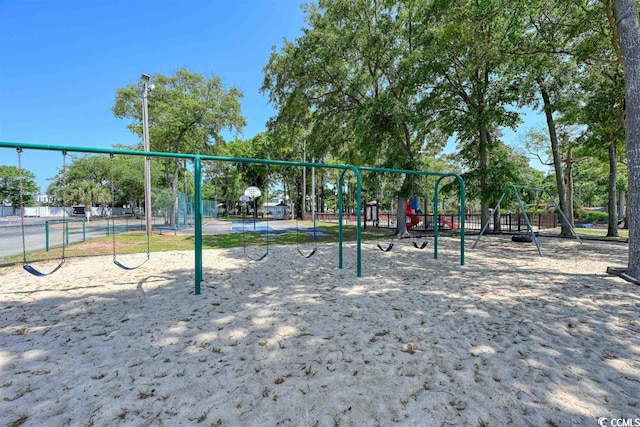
[1,236,639,426]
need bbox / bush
[575,209,609,223]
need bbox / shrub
[575,209,609,223]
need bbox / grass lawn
[543,226,629,240]
[0,223,378,265]
[3,221,628,267]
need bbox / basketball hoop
[244,186,262,199]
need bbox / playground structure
[1,141,466,294]
[473,184,581,256]
[406,201,422,229]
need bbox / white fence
[9,206,131,218]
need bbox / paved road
[0,216,145,258]
[0,217,323,259]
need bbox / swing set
[3,141,466,295]
[109,154,150,270]
[17,148,67,276]
[239,189,319,261]
[473,184,581,256]
[375,201,429,252]
[240,189,270,262]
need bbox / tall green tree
[525,126,589,225]
[46,150,168,214]
[0,165,39,208]
[510,0,625,237]
[263,1,447,235]
[511,3,580,236]
[615,0,640,279]
[113,68,245,226]
[427,0,525,228]
[567,0,625,237]
[67,180,110,219]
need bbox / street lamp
[141,73,152,237]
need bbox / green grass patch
[1,222,389,265]
[543,227,628,240]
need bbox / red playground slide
[406,201,421,229]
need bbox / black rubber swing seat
[512,235,533,243]
[377,243,394,252]
[299,247,317,258]
[23,262,65,277]
[113,259,147,270]
[413,241,429,250]
[249,251,269,262]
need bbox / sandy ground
[1,236,639,426]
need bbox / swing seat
[512,235,533,243]
[23,265,48,277]
[249,251,269,262]
[412,241,428,250]
[113,259,141,270]
[23,261,65,277]
[299,247,317,258]
[377,243,394,252]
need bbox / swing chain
[110,154,117,263]
[17,148,27,264]
[61,151,67,258]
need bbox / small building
[263,196,292,219]
[34,194,52,206]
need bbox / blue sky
[0,0,547,192]
[0,0,307,190]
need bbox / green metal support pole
[356,165,466,266]
[45,221,49,252]
[82,218,86,242]
[337,167,363,277]
[352,167,362,277]
[433,185,440,260]
[194,155,203,295]
[459,178,466,265]
[435,175,466,265]
[338,175,344,269]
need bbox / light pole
[141,73,153,237]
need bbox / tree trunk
[615,0,640,278]
[296,174,303,219]
[620,190,626,224]
[396,197,408,236]
[170,158,179,227]
[565,148,575,225]
[479,127,490,229]
[537,77,572,235]
[164,160,170,188]
[492,206,501,233]
[607,142,619,237]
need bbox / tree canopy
[0,165,39,208]
[260,0,637,243]
[113,68,246,226]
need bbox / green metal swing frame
[1,141,466,294]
